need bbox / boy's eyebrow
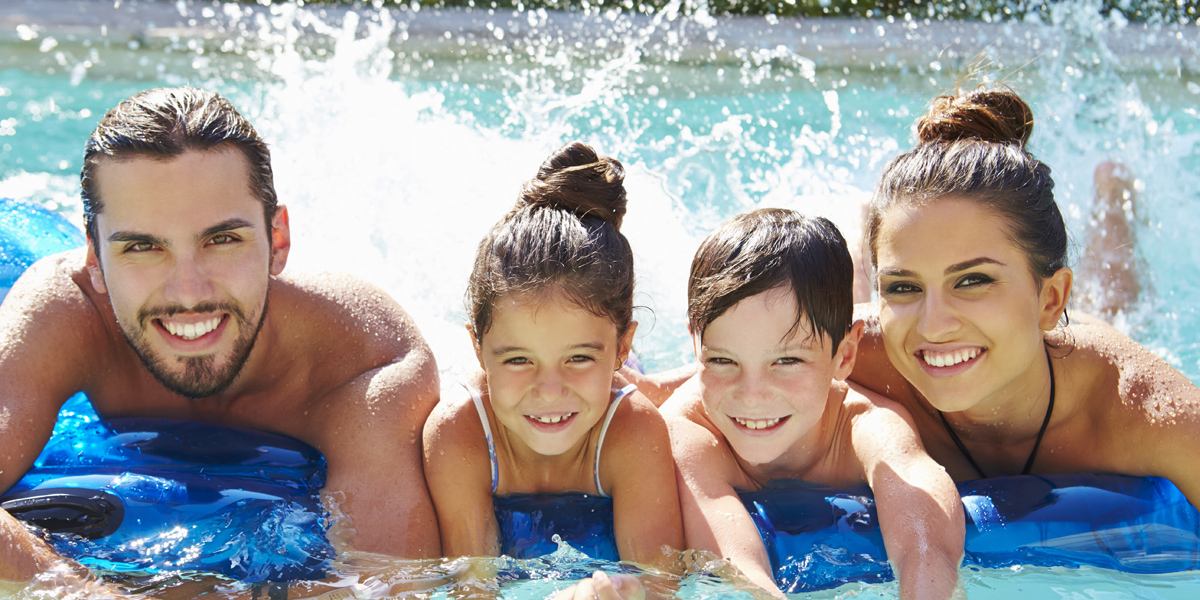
[490,342,607,356]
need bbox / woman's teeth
[162,317,221,340]
[922,347,981,368]
[734,416,782,430]
[530,413,574,424]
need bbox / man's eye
[210,233,238,245]
[126,242,155,253]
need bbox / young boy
[661,208,963,599]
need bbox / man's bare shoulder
[0,250,112,345]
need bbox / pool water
[2,0,1199,597]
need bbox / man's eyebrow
[199,218,256,241]
[107,231,167,246]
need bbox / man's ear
[85,239,107,294]
[1039,267,1073,330]
[832,320,865,381]
[269,205,291,276]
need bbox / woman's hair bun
[916,85,1034,149]
[518,141,627,229]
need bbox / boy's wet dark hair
[688,208,853,355]
[467,141,634,340]
[81,87,277,254]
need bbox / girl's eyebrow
[490,342,607,357]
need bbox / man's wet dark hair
[81,87,277,253]
[688,208,853,355]
[467,141,634,340]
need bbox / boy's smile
[694,287,854,466]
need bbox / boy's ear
[84,239,107,294]
[615,322,638,370]
[466,322,485,369]
[831,320,865,381]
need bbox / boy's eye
[706,357,734,366]
[882,281,921,296]
[955,273,995,288]
[775,357,804,365]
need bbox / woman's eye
[956,274,995,288]
[882,281,920,296]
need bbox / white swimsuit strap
[461,382,499,494]
[594,383,637,498]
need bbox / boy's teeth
[163,316,222,340]
[922,347,981,368]
[734,416,782,430]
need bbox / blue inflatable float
[1,197,1198,589]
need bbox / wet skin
[851,197,1200,505]
[0,147,441,583]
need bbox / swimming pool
[2,0,1199,597]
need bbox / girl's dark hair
[467,142,634,340]
[866,85,1068,285]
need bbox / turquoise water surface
[2,0,1200,597]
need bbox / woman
[850,85,1200,505]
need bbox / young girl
[423,143,683,585]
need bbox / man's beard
[122,295,268,400]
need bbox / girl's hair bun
[518,141,627,229]
[916,86,1034,149]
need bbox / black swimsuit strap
[938,348,1056,479]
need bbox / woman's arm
[847,386,963,600]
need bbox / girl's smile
[474,291,635,458]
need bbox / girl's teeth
[734,417,782,430]
[922,347,981,367]
[532,414,573,424]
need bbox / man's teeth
[734,416,782,430]
[531,414,574,424]
[162,317,221,340]
[922,348,981,368]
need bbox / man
[0,87,440,583]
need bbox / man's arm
[309,342,442,558]
[0,254,107,581]
[847,385,963,600]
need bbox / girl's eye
[882,281,921,296]
[567,355,595,364]
[503,357,531,365]
[706,357,734,366]
[955,273,995,288]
